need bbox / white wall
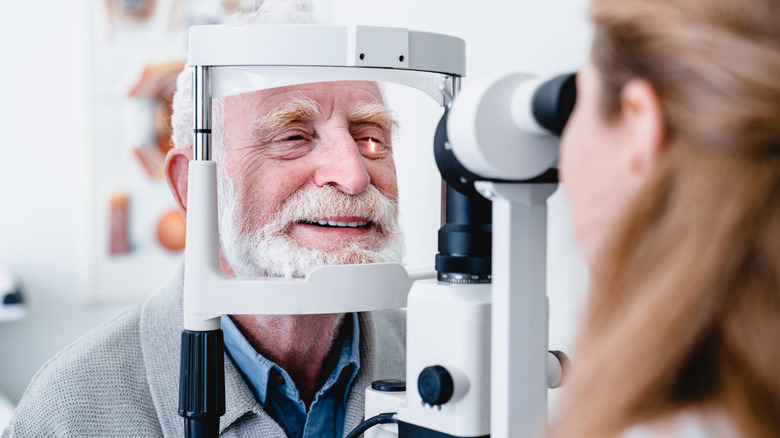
[0,0,592,407]
[0,0,134,404]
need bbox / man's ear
[619,78,666,181]
[165,147,193,218]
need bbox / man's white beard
[218,175,405,279]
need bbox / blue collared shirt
[220,313,360,438]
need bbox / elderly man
[4,22,407,438]
[167,76,407,436]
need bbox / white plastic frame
[191,24,465,105]
[184,25,465,330]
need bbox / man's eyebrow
[251,96,323,134]
[351,102,399,133]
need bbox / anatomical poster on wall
[87,0,264,302]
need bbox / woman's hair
[553,0,780,436]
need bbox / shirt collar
[220,312,361,407]
[318,312,360,400]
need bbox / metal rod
[193,66,212,162]
[440,75,461,109]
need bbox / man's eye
[263,130,314,160]
[267,130,311,144]
[357,137,390,157]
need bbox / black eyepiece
[532,73,577,136]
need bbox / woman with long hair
[553,0,780,436]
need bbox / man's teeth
[306,220,368,228]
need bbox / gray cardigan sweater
[2,267,406,437]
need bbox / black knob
[418,365,454,406]
[371,379,406,392]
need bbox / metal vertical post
[179,65,224,438]
[193,66,212,162]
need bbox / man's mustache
[267,184,398,235]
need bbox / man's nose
[312,130,371,195]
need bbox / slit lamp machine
[180,23,576,438]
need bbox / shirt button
[271,369,285,386]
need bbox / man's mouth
[298,219,373,229]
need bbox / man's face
[216,81,404,277]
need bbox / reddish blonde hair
[553,0,780,436]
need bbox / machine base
[399,421,490,438]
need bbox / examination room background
[0,0,592,412]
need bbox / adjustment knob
[371,379,406,392]
[417,365,454,406]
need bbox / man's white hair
[229,0,317,25]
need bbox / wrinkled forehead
[221,81,385,118]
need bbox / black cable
[345,412,397,438]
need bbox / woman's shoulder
[621,409,739,438]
